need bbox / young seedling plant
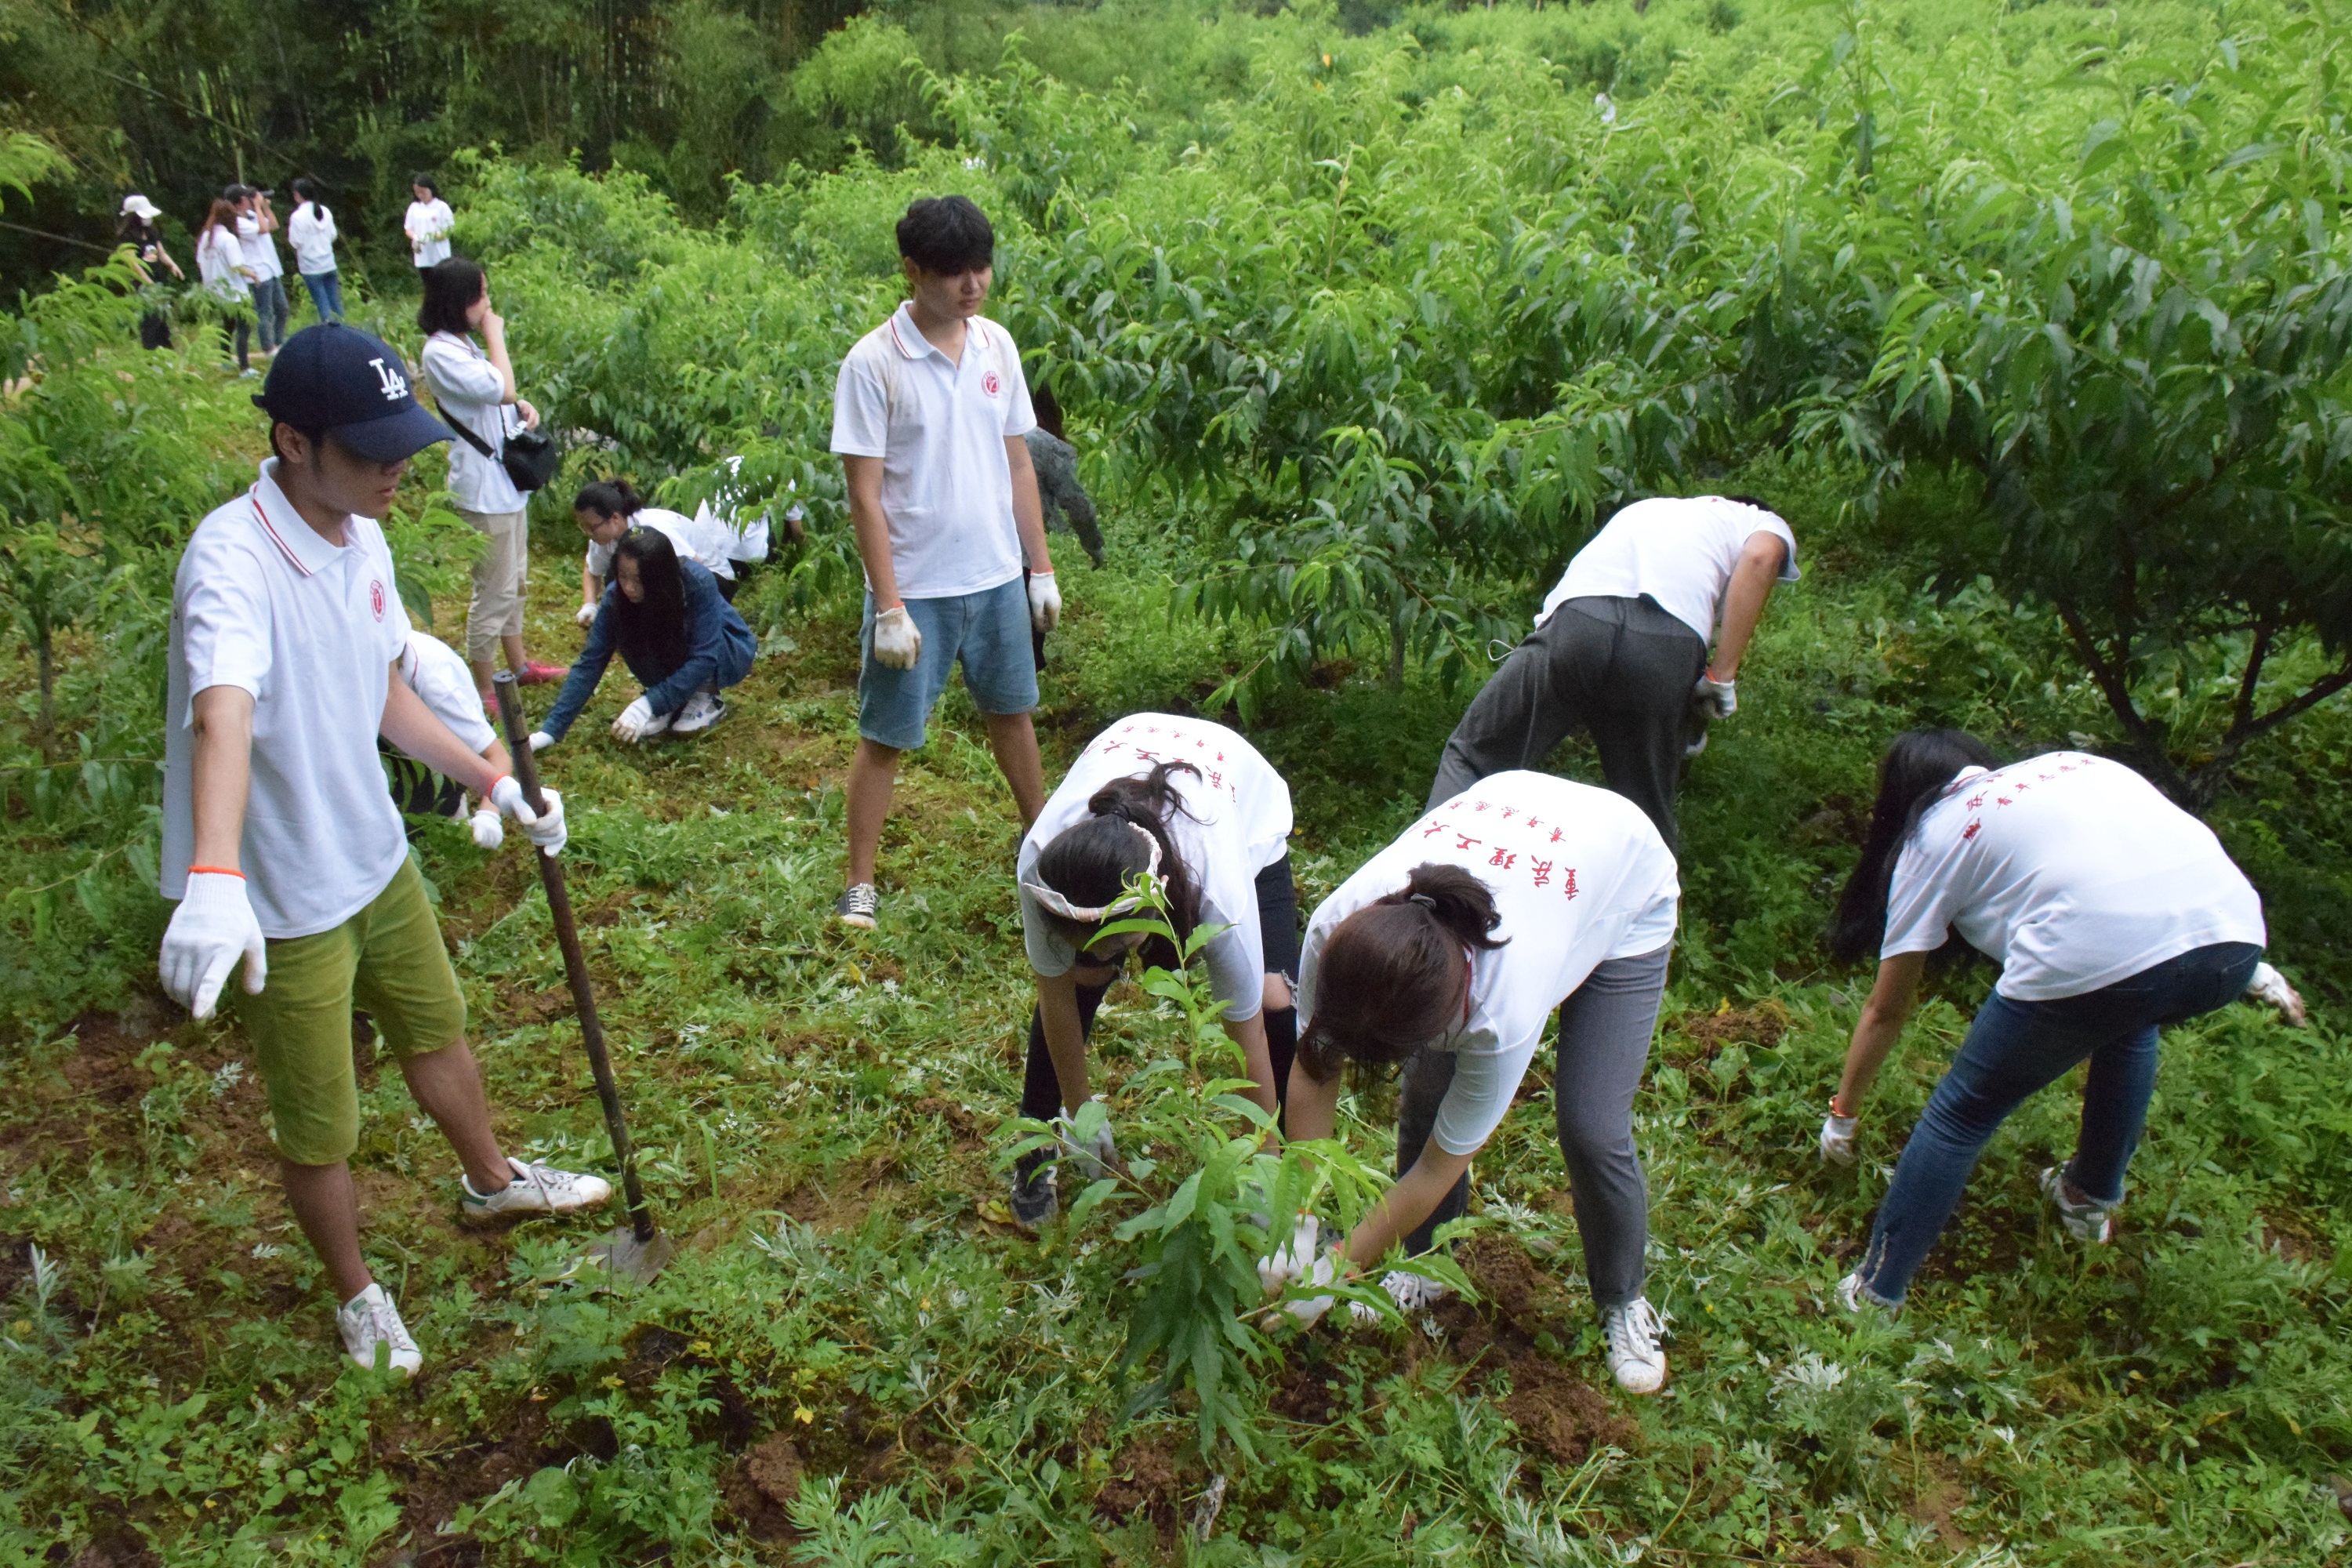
[1004,873,1473,1468]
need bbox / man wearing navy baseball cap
[158,324,613,1377]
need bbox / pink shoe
[517,661,570,685]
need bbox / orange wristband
[187,865,244,878]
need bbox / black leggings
[1018,856,1301,1174]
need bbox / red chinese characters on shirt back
[1428,794,1580,900]
[1957,754,2093,837]
[1087,722,1241,804]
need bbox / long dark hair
[1298,863,1509,1082]
[1828,728,2002,964]
[609,528,691,673]
[575,477,645,523]
[417,256,485,337]
[200,197,239,241]
[117,212,158,248]
[1033,759,1204,971]
[292,176,328,225]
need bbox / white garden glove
[488,776,568,857]
[159,870,268,1019]
[1693,671,1737,719]
[2245,962,2307,1027]
[871,604,922,670]
[575,601,599,628]
[1027,568,1062,633]
[470,807,504,851]
[528,730,555,753]
[1257,1213,1322,1296]
[610,696,659,743]
[1278,1253,1345,1328]
[1053,1115,1120,1181]
[1820,1111,1860,1167]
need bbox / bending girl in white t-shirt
[1820,729,2299,1313]
[1276,770,1682,1395]
[1011,714,1300,1229]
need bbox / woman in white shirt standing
[1012,713,1301,1229]
[287,177,343,322]
[405,174,454,271]
[193,196,253,376]
[417,257,564,699]
[1279,769,1682,1395]
[1820,730,2296,1313]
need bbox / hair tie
[1024,823,1166,924]
[1409,892,1437,909]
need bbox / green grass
[2,480,2347,1566]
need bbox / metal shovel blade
[586,1225,677,1284]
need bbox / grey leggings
[1395,942,1671,1307]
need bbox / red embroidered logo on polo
[982,371,1002,397]
[370,580,387,619]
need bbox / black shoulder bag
[437,397,561,494]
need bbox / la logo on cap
[368,357,410,402]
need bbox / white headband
[1022,822,1163,923]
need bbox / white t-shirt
[235,212,282,280]
[829,304,1037,601]
[419,332,524,514]
[407,198,454,267]
[585,506,745,583]
[1882,753,2265,1001]
[194,227,249,298]
[394,627,495,756]
[162,463,410,939]
[1537,495,1802,644]
[1018,714,1293,1023]
[1299,771,1681,1157]
[287,204,339,275]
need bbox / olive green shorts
[230,855,469,1165]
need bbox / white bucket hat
[121,194,162,221]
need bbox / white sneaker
[460,1157,614,1225]
[337,1283,423,1377]
[670,689,727,734]
[1600,1297,1669,1395]
[2039,1165,2114,1243]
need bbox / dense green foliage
[2,0,2350,1563]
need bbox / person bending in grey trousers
[1428,494,1800,851]
[1273,771,1682,1396]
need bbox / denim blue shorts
[858,577,1039,749]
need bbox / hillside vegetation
[2,0,2350,1563]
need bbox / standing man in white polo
[829,195,1060,929]
[159,323,613,1377]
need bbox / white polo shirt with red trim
[829,303,1037,601]
[162,460,410,939]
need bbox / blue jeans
[1855,941,2260,1305]
[251,277,290,352]
[300,270,344,321]
[855,577,1038,750]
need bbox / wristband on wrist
[1033,567,1054,577]
[187,865,244,878]
[1830,1093,1855,1118]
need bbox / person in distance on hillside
[1819,731,2306,1314]
[194,196,255,376]
[230,185,290,358]
[828,194,1059,931]
[574,476,764,613]
[1269,769,1682,1396]
[532,527,755,749]
[157,323,612,1377]
[1011,713,1301,1228]
[117,195,183,350]
[286,176,344,323]
[405,173,454,271]
[1426,494,1799,853]
[417,256,567,703]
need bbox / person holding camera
[417,256,564,701]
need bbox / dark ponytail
[1828,728,2002,964]
[1298,863,1508,1082]
[292,176,328,226]
[1033,760,1203,970]
[575,477,645,523]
